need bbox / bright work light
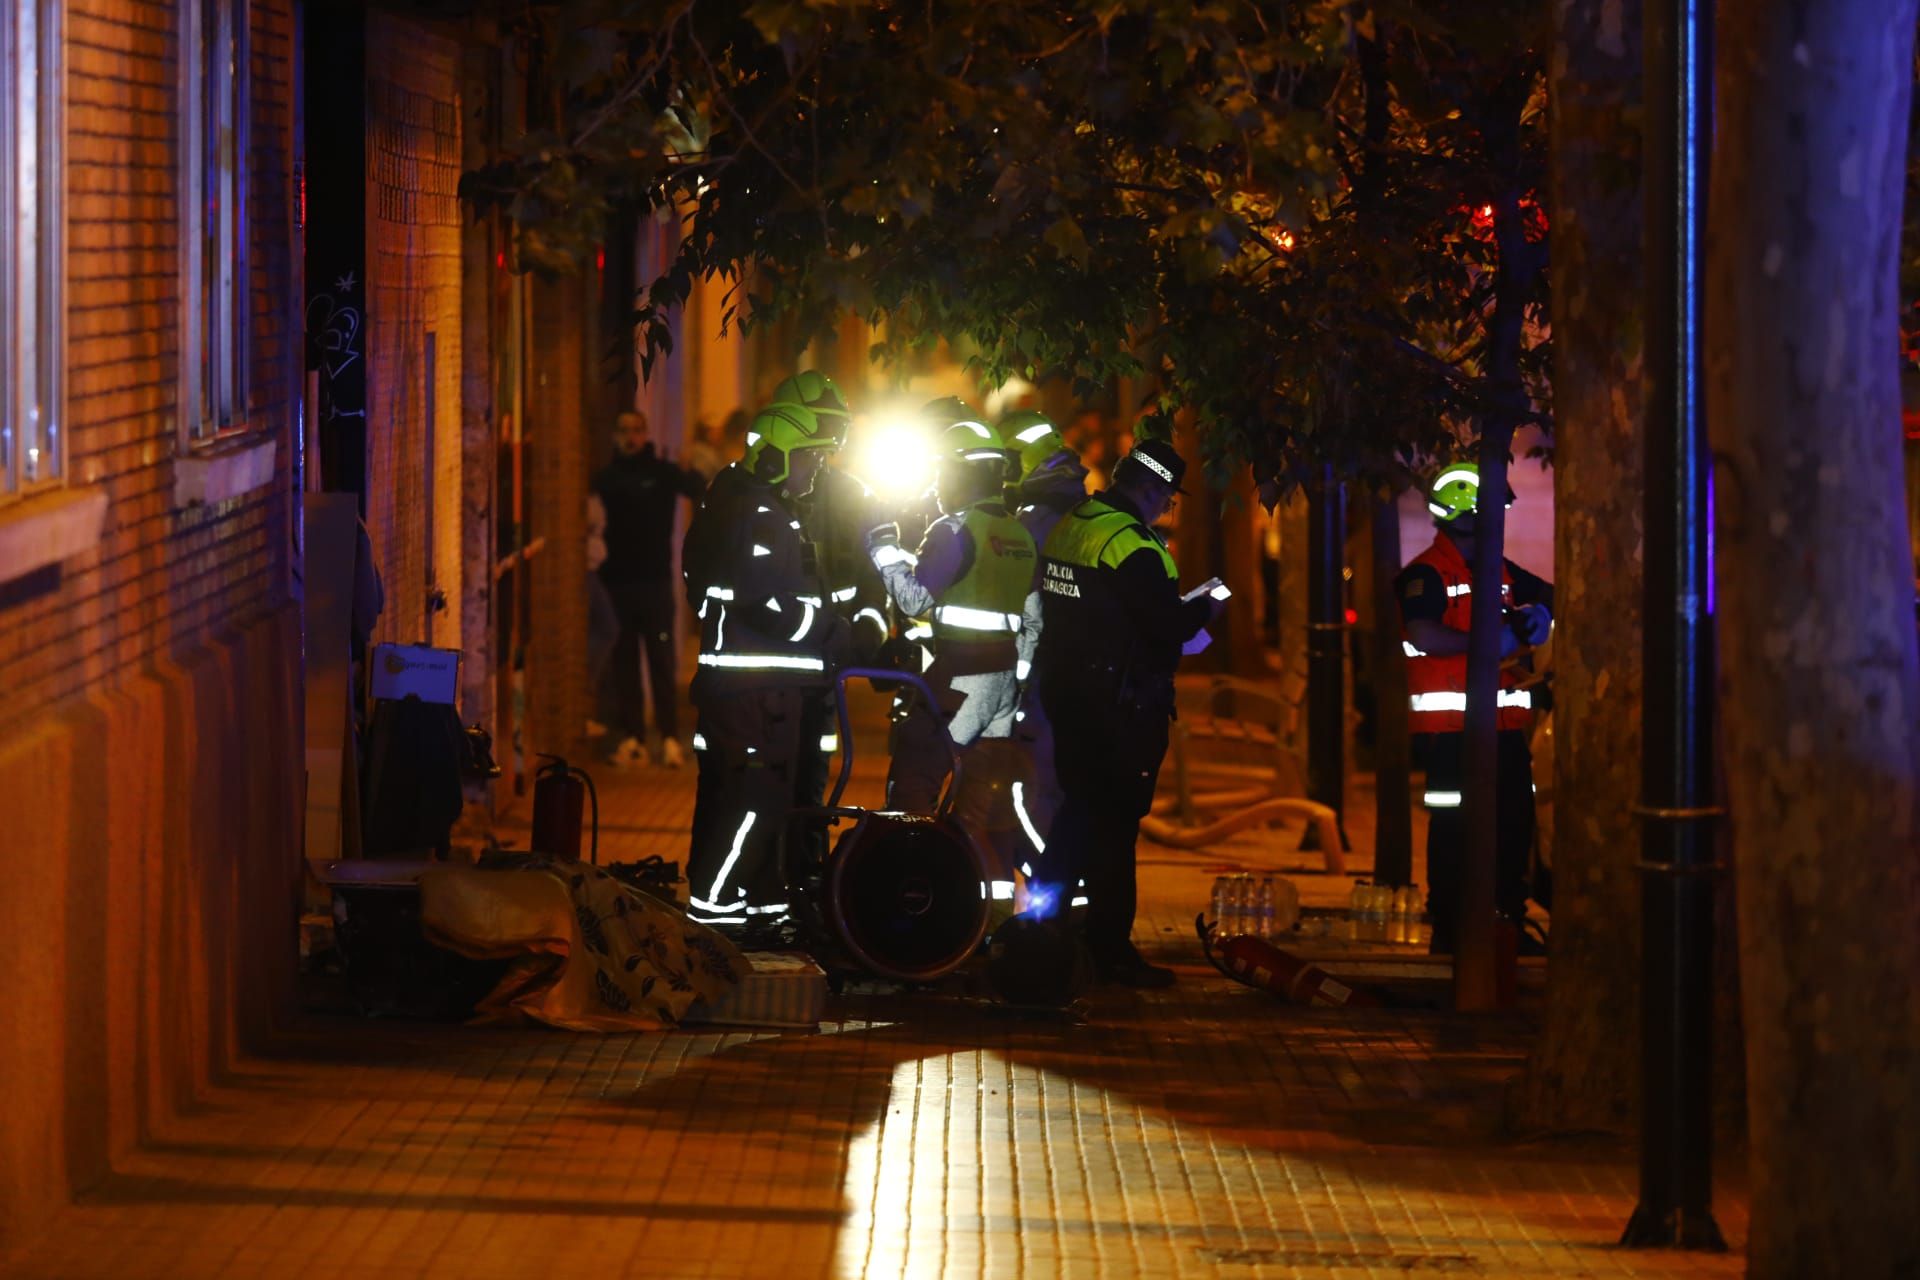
[849,407,936,501]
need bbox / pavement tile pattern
[2,692,1748,1278]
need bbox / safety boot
[607,736,649,769]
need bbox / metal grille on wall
[367,77,459,227]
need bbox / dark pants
[587,575,620,697]
[607,579,679,740]
[686,686,806,919]
[1421,729,1536,954]
[886,698,952,815]
[1035,685,1169,965]
[1010,690,1059,870]
[789,690,836,873]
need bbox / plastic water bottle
[1392,886,1418,944]
[1256,876,1277,939]
[1348,879,1369,939]
[1232,874,1254,937]
[1270,875,1301,934]
[1210,876,1232,934]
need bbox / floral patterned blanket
[416,860,743,1031]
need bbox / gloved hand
[823,613,853,669]
[866,522,901,553]
[1511,604,1552,647]
[875,635,919,672]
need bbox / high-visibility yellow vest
[1042,498,1175,581]
[1037,498,1178,682]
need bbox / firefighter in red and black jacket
[1395,462,1553,955]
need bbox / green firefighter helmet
[923,398,1007,463]
[744,402,838,485]
[1425,460,1516,522]
[1426,461,1484,522]
[768,371,852,447]
[998,409,1081,486]
[922,395,981,428]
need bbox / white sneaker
[660,737,686,769]
[607,736,649,768]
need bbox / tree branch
[569,1,697,153]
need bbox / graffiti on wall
[307,269,366,424]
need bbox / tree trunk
[1369,494,1413,886]
[1306,471,1348,825]
[1457,421,1517,1009]
[1457,81,1536,1011]
[1517,0,1646,1132]
[1710,2,1920,1272]
[526,273,591,764]
[1222,469,1267,678]
[1354,23,1402,874]
[1279,490,1312,768]
[458,41,501,816]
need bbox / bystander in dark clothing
[593,411,705,767]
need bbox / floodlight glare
[852,410,935,501]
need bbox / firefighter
[865,402,1036,895]
[1031,439,1220,987]
[1395,461,1554,955]
[769,371,889,874]
[680,401,849,931]
[770,372,889,663]
[998,410,1090,869]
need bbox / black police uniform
[1033,483,1209,973]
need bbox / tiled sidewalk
[3,697,1748,1278]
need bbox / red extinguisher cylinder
[532,756,589,861]
[1197,915,1380,1008]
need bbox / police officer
[998,411,1090,869]
[680,402,848,931]
[866,402,1036,896]
[1032,439,1219,987]
[1396,461,1553,954]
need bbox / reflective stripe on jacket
[1401,532,1532,733]
[682,464,835,689]
[928,502,1034,673]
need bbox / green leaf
[1043,216,1092,270]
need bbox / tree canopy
[452,0,1549,489]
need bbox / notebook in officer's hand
[1182,576,1229,604]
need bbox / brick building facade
[0,0,304,1249]
[0,2,798,1249]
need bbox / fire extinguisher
[1195,914,1380,1009]
[532,755,600,863]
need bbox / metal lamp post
[1623,0,1725,1250]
